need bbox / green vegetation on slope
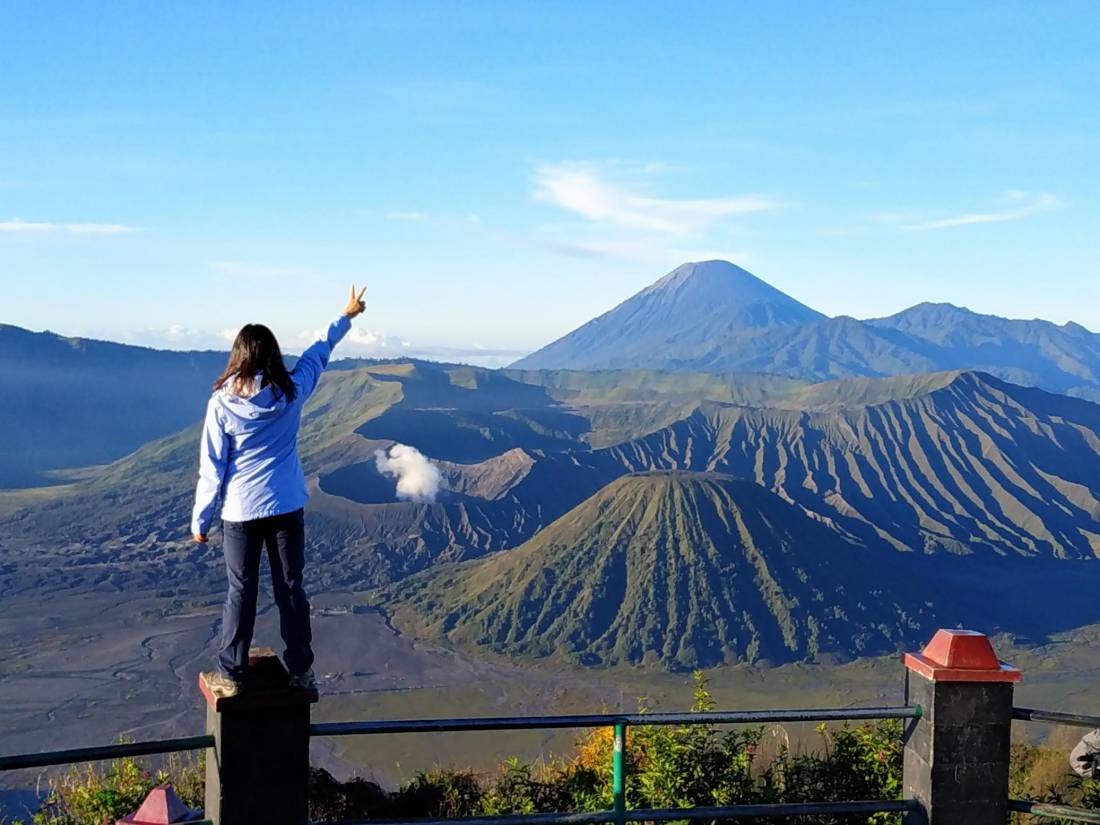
[597,372,1100,558]
[380,472,940,669]
[6,364,1100,607]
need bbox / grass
[6,749,203,825]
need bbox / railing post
[612,721,627,825]
[199,648,318,825]
[901,630,1021,825]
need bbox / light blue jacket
[190,315,351,535]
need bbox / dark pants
[217,508,314,680]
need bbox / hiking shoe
[202,671,242,698]
[288,668,317,690]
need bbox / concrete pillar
[902,629,1022,825]
[200,648,318,825]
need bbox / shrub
[308,770,391,822]
[306,673,909,825]
[16,747,203,825]
[15,676,1099,825]
[392,769,484,818]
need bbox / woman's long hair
[213,324,297,401]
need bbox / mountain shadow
[355,363,591,461]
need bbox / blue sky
[1,2,1097,364]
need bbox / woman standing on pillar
[191,285,368,697]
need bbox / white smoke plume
[374,443,443,502]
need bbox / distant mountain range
[512,260,1100,402]
[6,269,1100,668]
[0,325,228,487]
[6,262,1098,489]
[0,325,368,489]
[5,357,1100,664]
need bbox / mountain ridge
[5,359,1100,667]
[379,470,941,668]
[5,364,1100,603]
[510,261,1100,402]
[0,324,231,487]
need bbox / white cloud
[343,326,383,348]
[0,218,138,234]
[533,162,785,235]
[59,322,525,369]
[211,260,309,279]
[900,191,1061,232]
[295,322,407,357]
[375,443,443,502]
[295,323,528,367]
[109,325,230,350]
[401,345,529,368]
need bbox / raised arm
[191,397,230,541]
[291,284,367,400]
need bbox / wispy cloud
[538,232,748,266]
[899,191,1061,232]
[384,210,430,222]
[0,218,139,234]
[297,324,401,355]
[68,323,526,369]
[211,260,310,279]
[106,325,232,351]
[533,162,785,236]
[402,345,528,369]
[297,325,526,368]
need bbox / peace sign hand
[344,284,368,319]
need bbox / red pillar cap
[903,629,1022,683]
[116,785,203,824]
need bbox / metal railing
[1014,708,1100,730]
[1009,801,1100,823]
[316,801,921,825]
[0,706,920,823]
[308,705,922,825]
[0,734,216,825]
[11,702,1100,823]
[0,734,213,772]
[1010,706,1100,823]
